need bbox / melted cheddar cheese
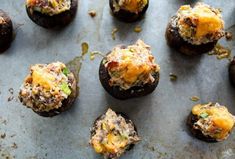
[177,3,224,45]
[32,67,55,90]
[90,109,140,158]
[26,0,71,16]
[19,62,73,112]
[192,103,235,141]
[113,0,148,13]
[105,40,160,90]
[192,6,223,38]
[123,0,138,13]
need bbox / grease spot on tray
[218,148,235,159]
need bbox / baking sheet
[0,0,235,158]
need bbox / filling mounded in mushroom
[26,0,71,16]
[112,0,148,14]
[90,109,140,159]
[104,40,160,90]
[192,103,235,141]
[174,3,224,45]
[19,62,74,112]
[0,16,6,25]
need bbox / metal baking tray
[0,0,235,158]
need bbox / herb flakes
[62,67,70,76]
[200,112,209,119]
[60,83,71,95]
[190,96,200,102]
[111,28,118,40]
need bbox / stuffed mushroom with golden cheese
[165,3,225,55]
[187,103,235,142]
[110,0,149,22]
[0,10,13,53]
[19,62,77,117]
[99,39,160,100]
[90,108,140,159]
[26,0,78,28]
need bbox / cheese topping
[0,16,6,24]
[104,40,160,90]
[90,109,140,159]
[112,0,148,14]
[19,62,73,112]
[176,3,224,45]
[26,0,71,16]
[192,103,235,141]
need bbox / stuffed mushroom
[187,103,235,142]
[165,3,225,55]
[19,62,77,117]
[90,108,140,159]
[229,56,235,86]
[109,0,149,22]
[99,39,160,100]
[0,10,13,53]
[26,0,78,28]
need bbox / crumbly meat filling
[175,3,224,45]
[104,39,160,90]
[19,62,73,112]
[112,0,148,14]
[26,0,71,16]
[192,103,235,141]
[90,109,140,159]
[0,16,6,24]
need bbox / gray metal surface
[0,0,235,158]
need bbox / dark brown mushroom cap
[90,111,138,154]
[99,47,159,100]
[165,16,217,56]
[26,0,78,28]
[187,112,217,142]
[109,0,149,22]
[229,56,235,86]
[0,10,13,53]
